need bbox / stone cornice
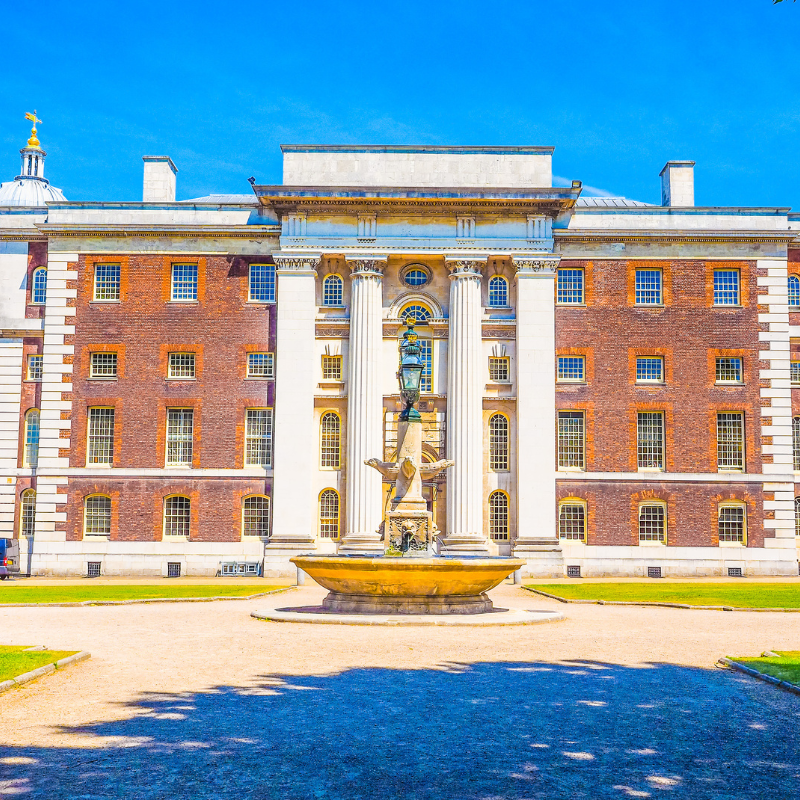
[0,228,45,241]
[555,229,797,245]
[35,224,281,239]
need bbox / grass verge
[0,646,78,681]
[732,651,800,685]
[0,584,285,605]
[525,582,800,609]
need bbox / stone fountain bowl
[291,555,525,615]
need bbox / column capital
[273,254,321,273]
[445,258,485,279]
[347,258,387,278]
[513,255,561,276]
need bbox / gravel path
[0,582,798,799]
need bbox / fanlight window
[322,275,343,306]
[399,304,431,323]
[488,276,509,307]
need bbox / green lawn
[526,582,800,609]
[0,584,284,605]
[733,651,800,685]
[0,646,77,682]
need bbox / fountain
[290,319,525,615]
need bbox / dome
[0,177,66,207]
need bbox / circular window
[403,268,429,288]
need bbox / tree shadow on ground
[1,660,799,799]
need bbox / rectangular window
[636,356,664,383]
[247,352,274,379]
[171,264,198,301]
[93,264,120,301]
[791,362,800,386]
[245,408,273,467]
[419,339,432,392]
[639,504,666,543]
[557,411,585,470]
[322,356,343,381]
[635,269,662,305]
[87,407,115,465]
[556,268,584,305]
[713,269,740,306]
[637,411,664,470]
[718,505,745,544]
[84,496,111,536]
[26,355,43,382]
[557,356,585,383]
[248,264,276,303]
[166,408,194,466]
[715,357,742,384]
[717,412,744,471]
[559,503,586,541]
[793,417,800,471]
[167,352,196,379]
[488,356,510,382]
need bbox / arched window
[243,495,270,538]
[489,414,509,471]
[789,275,800,307]
[559,500,586,541]
[163,495,190,538]
[795,497,800,538]
[320,412,341,469]
[322,274,343,306]
[319,489,340,539]
[399,304,431,323]
[20,489,35,538]
[23,409,39,468]
[31,267,47,305]
[84,495,111,536]
[489,491,509,540]
[488,276,509,307]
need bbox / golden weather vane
[24,110,42,149]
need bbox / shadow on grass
[1,660,799,799]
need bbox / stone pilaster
[267,255,320,552]
[339,258,387,554]
[441,259,489,555]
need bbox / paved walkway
[0,582,799,798]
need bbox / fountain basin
[291,555,524,614]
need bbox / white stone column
[513,257,561,557]
[339,258,387,554]
[441,259,489,555]
[268,255,320,552]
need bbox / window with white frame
[636,356,664,383]
[634,269,662,305]
[557,356,585,383]
[718,503,746,544]
[26,355,42,382]
[84,495,111,536]
[488,492,509,540]
[488,356,510,382]
[717,412,745,471]
[713,269,740,306]
[322,355,342,381]
[637,411,664,470]
[715,357,742,384]
[556,268,584,305]
[87,407,115,465]
[791,362,800,386]
[400,304,432,323]
[171,264,198,301]
[403,268,429,287]
[320,412,341,469]
[31,267,47,305]
[90,352,118,379]
[559,501,586,541]
[247,352,274,379]
[166,408,194,466]
[794,416,800,471]
[163,496,190,538]
[557,411,584,469]
[322,274,343,306]
[248,264,276,302]
[488,276,509,307]
[319,489,340,538]
[93,264,120,301]
[23,409,39,468]
[789,275,800,307]
[795,496,800,537]
[245,408,273,467]
[168,352,196,379]
[639,503,666,543]
[242,495,270,538]
[419,339,432,392]
[489,414,509,471]
[19,489,35,537]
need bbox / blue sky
[1,0,798,207]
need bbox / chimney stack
[143,156,177,202]
[660,161,695,207]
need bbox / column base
[512,537,561,554]
[264,537,317,555]
[439,534,491,557]
[338,533,385,555]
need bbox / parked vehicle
[0,539,20,579]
